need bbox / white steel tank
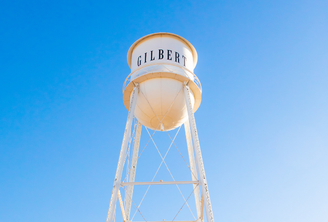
[123,33,202,131]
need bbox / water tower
[106,33,214,222]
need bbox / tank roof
[127,32,198,68]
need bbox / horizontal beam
[121,181,199,186]
[129,221,197,222]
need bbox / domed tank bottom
[133,78,195,131]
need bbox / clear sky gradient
[0,0,327,222]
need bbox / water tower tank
[123,33,202,131]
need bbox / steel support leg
[124,121,142,220]
[106,85,139,222]
[184,120,202,219]
[184,83,214,222]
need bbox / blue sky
[1,0,327,222]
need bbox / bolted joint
[184,81,190,87]
[133,82,140,91]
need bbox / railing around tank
[122,64,202,94]
[193,76,202,90]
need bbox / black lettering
[167,50,172,60]
[175,52,180,63]
[159,49,164,59]
[150,50,155,61]
[137,56,142,66]
[182,55,187,66]
[144,52,147,63]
